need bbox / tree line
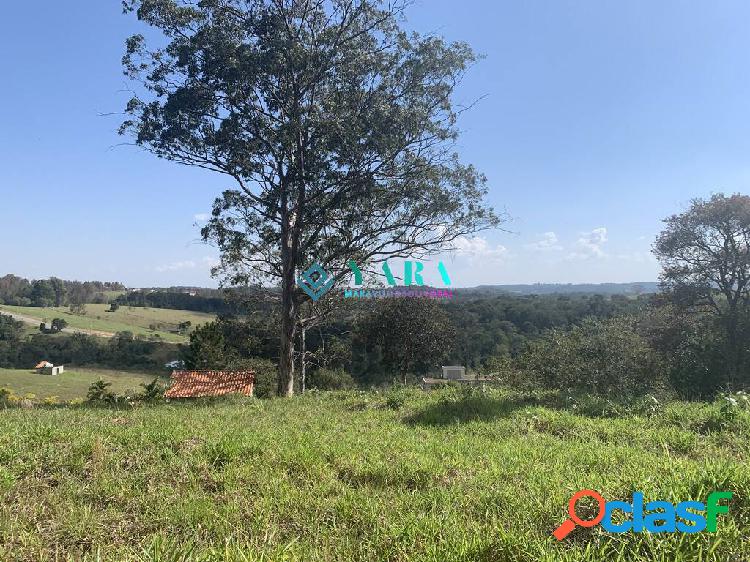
[0,315,175,373]
[0,276,125,307]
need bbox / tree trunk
[301,325,307,394]
[727,312,742,389]
[278,277,297,397]
[278,222,297,398]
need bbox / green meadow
[0,304,215,343]
[0,388,748,561]
[0,368,163,402]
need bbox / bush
[87,379,116,403]
[308,368,355,391]
[520,316,667,397]
[0,387,16,404]
[224,357,278,399]
[139,378,165,402]
[383,386,412,410]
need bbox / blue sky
[1,1,749,288]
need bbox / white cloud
[156,260,197,272]
[194,213,211,222]
[156,256,219,273]
[567,227,608,260]
[451,236,509,261]
[526,231,563,252]
[615,251,657,263]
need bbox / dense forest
[0,292,646,387]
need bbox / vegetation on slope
[0,304,214,343]
[0,368,164,402]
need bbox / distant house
[421,365,494,390]
[35,361,64,376]
[442,366,466,380]
[165,370,255,399]
[35,361,53,372]
[164,360,185,369]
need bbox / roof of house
[164,370,256,399]
[35,361,53,369]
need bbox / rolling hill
[0,304,215,343]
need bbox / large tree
[358,297,455,384]
[654,193,750,387]
[121,0,500,396]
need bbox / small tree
[69,303,87,316]
[359,298,455,385]
[51,318,68,333]
[654,193,750,387]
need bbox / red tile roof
[165,370,256,399]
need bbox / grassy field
[0,367,163,401]
[0,388,748,561]
[0,304,215,343]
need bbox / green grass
[0,304,215,343]
[0,387,748,561]
[0,367,163,401]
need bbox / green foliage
[30,279,55,307]
[654,193,750,387]
[357,298,456,384]
[0,274,124,307]
[139,378,165,402]
[0,387,13,403]
[643,304,732,399]
[69,303,87,316]
[714,391,750,428]
[520,316,667,397]
[383,386,412,410]
[308,368,355,391]
[183,319,272,371]
[86,379,115,403]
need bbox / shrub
[716,391,750,428]
[87,379,115,403]
[383,387,411,410]
[308,368,355,391]
[223,357,277,399]
[520,316,667,397]
[642,306,730,399]
[139,378,165,402]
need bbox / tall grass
[0,388,748,561]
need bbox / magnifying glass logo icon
[553,489,606,541]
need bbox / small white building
[35,361,64,376]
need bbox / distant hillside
[457,282,660,296]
